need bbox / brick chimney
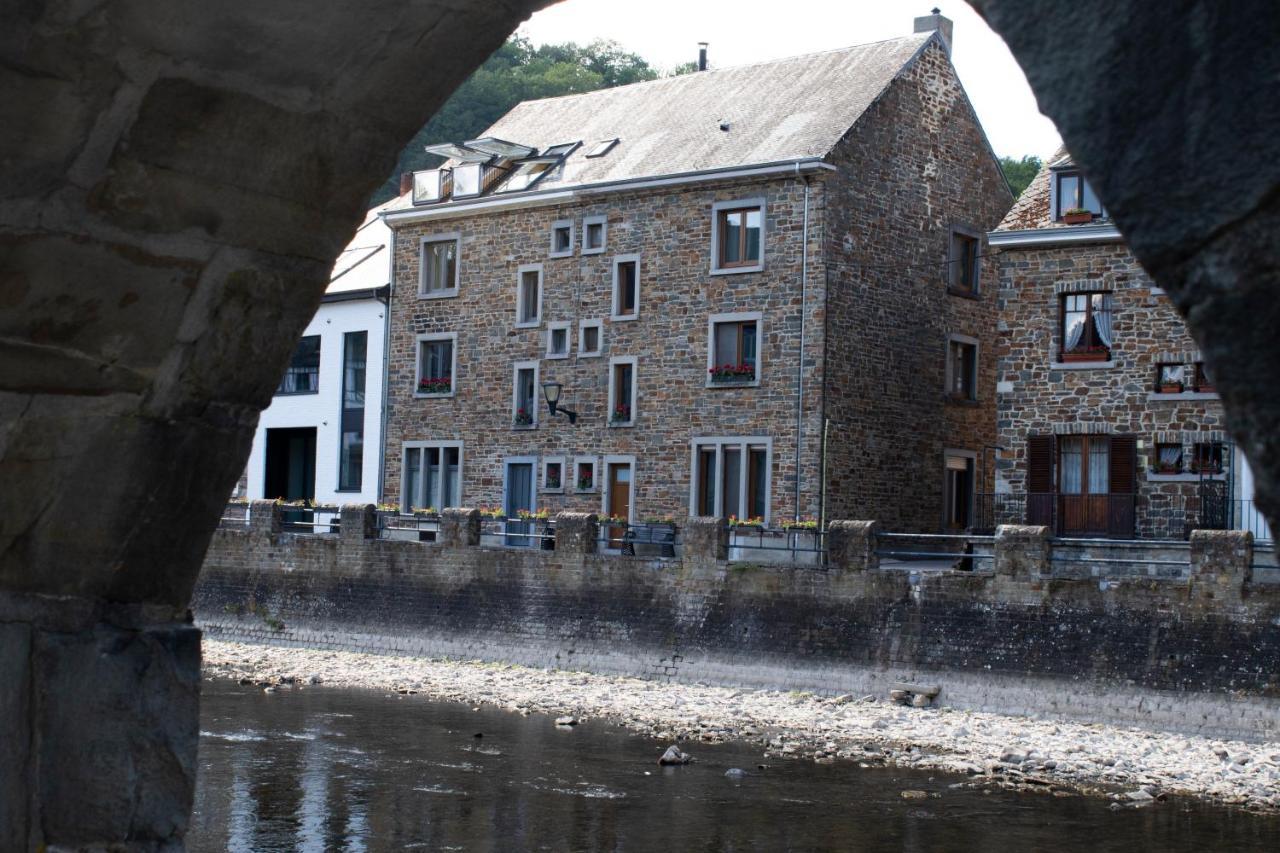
[399,171,414,196]
[913,7,953,57]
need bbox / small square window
[585,138,619,158]
[546,322,570,359]
[574,458,597,492]
[611,256,640,320]
[277,335,320,394]
[1054,169,1105,221]
[714,204,763,271]
[1154,443,1183,474]
[707,314,760,387]
[543,457,565,493]
[1156,363,1185,393]
[1192,442,1224,475]
[420,236,459,297]
[578,319,603,358]
[946,337,978,401]
[516,266,542,327]
[948,229,980,295]
[549,220,573,258]
[1060,292,1113,361]
[417,335,455,396]
[583,216,607,254]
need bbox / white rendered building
[242,207,390,506]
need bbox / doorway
[943,453,974,530]
[264,427,316,502]
[604,460,632,549]
[503,460,535,547]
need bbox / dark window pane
[722,211,742,264]
[338,331,367,490]
[743,209,762,261]
[278,335,320,394]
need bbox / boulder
[659,745,692,766]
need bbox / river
[189,678,1279,851]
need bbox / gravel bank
[203,639,1280,813]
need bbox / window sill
[548,250,573,260]
[608,421,635,429]
[514,321,541,330]
[706,379,760,389]
[512,423,538,431]
[578,350,602,359]
[1147,391,1219,402]
[1049,360,1115,370]
[543,487,564,494]
[582,246,606,256]
[610,313,639,323]
[418,289,459,300]
[545,352,570,361]
[1146,472,1226,482]
[574,489,597,495]
[946,286,980,300]
[944,395,980,406]
[275,390,320,397]
[334,488,362,494]
[414,389,454,399]
[710,264,764,276]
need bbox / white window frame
[944,333,980,401]
[578,318,604,358]
[601,454,637,523]
[515,263,543,328]
[710,197,766,275]
[545,321,571,360]
[573,456,599,493]
[542,456,566,493]
[706,311,763,389]
[688,436,773,525]
[414,332,458,398]
[401,440,464,512]
[548,219,574,258]
[511,360,540,429]
[418,232,461,298]
[582,215,608,255]
[607,355,638,428]
[610,254,641,321]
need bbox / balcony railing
[973,493,1272,542]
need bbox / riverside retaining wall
[193,504,1280,740]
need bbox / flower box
[418,377,451,394]
[576,476,594,491]
[1062,209,1094,225]
[513,408,533,427]
[1154,464,1182,475]
[1157,382,1184,394]
[610,405,632,424]
[709,363,756,384]
[1060,349,1110,363]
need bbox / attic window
[499,160,554,193]
[453,163,483,197]
[585,138,619,158]
[1054,169,1105,221]
[540,141,580,158]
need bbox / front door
[504,461,534,546]
[264,427,316,502]
[1058,436,1110,535]
[944,455,973,531]
[605,462,632,548]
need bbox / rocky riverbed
[203,639,1280,813]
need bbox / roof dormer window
[1054,169,1105,222]
[452,163,483,197]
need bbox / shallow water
[190,679,1279,852]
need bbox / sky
[517,0,1061,161]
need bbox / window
[1154,443,1183,474]
[1026,434,1136,535]
[578,319,603,357]
[611,255,640,320]
[1155,363,1185,393]
[574,457,598,492]
[1194,361,1215,392]
[583,215,607,254]
[452,163,482,197]
[1053,169,1105,221]
[585,138,619,158]
[711,199,764,273]
[516,264,542,327]
[277,335,320,394]
[419,235,459,297]
[948,228,980,294]
[1060,292,1113,361]
[946,336,978,400]
[512,361,538,428]
[944,453,975,530]
[337,331,367,491]
[546,322,570,359]
[549,220,574,258]
[691,437,771,523]
[402,442,463,512]
[1192,442,1224,475]
[412,168,447,204]
[416,333,455,396]
[707,312,761,386]
[499,160,554,193]
[542,457,565,493]
[608,357,636,426]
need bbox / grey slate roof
[327,201,393,295]
[467,34,934,192]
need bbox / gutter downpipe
[794,164,810,523]
[377,235,394,507]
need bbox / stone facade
[382,40,1010,532]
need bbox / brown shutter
[1026,435,1055,526]
[1108,434,1136,536]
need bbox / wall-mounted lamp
[541,381,577,424]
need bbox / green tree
[999,155,1042,199]
[373,37,676,204]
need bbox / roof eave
[987,223,1124,247]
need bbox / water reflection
[191,679,1280,852]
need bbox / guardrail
[874,532,995,572]
[479,517,555,549]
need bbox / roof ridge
[506,33,930,111]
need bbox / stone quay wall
[193,502,1280,741]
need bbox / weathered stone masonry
[196,503,1280,741]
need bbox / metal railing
[727,525,826,561]
[479,517,555,549]
[597,521,681,556]
[973,493,1273,542]
[278,505,341,534]
[875,532,994,571]
[376,510,440,541]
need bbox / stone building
[379,13,1011,535]
[989,150,1270,539]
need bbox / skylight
[452,163,483,197]
[422,142,490,162]
[540,141,581,158]
[464,137,536,159]
[585,138,619,158]
[498,160,554,193]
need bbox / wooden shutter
[1026,435,1055,526]
[1108,435,1137,536]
